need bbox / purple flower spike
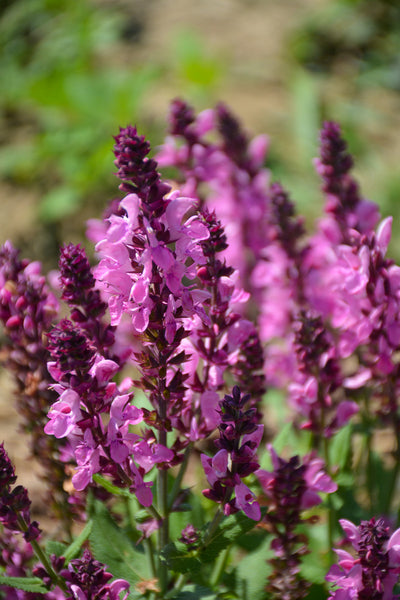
[257,446,337,599]
[59,243,95,304]
[314,121,379,239]
[47,319,96,375]
[327,517,400,600]
[60,549,130,600]
[201,386,262,520]
[113,125,170,210]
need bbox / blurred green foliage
[285,0,400,256]
[290,0,400,90]
[0,0,223,239]
[0,0,159,225]
[2,0,400,260]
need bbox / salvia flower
[256,445,337,599]
[47,319,96,376]
[60,549,130,600]
[0,242,76,530]
[58,243,116,358]
[201,386,262,520]
[326,517,400,600]
[179,524,200,549]
[288,310,358,437]
[45,320,164,505]
[314,121,379,240]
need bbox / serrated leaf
[161,511,261,575]
[0,576,48,594]
[160,542,202,574]
[89,499,150,598]
[45,540,67,558]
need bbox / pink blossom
[44,389,82,438]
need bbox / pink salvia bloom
[327,518,400,600]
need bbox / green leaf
[64,519,93,562]
[160,541,202,574]
[235,536,272,600]
[174,584,216,599]
[329,423,352,470]
[161,511,262,575]
[0,576,48,594]
[199,511,262,564]
[89,499,150,598]
[92,473,133,498]
[45,540,67,558]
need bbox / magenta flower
[257,445,337,599]
[201,386,262,520]
[60,549,130,600]
[327,518,400,600]
[44,389,82,438]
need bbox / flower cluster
[327,518,400,600]
[3,102,400,600]
[257,445,337,599]
[201,386,262,520]
[60,550,130,600]
[0,242,74,528]
[44,316,167,505]
[59,243,116,357]
[288,310,358,437]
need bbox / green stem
[168,445,191,511]
[383,421,400,517]
[17,515,65,590]
[202,506,224,547]
[145,537,157,579]
[365,426,374,511]
[164,573,188,598]
[157,429,169,594]
[323,434,334,562]
[210,545,230,588]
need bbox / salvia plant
[1,100,400,600]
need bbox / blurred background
[1,0,400,521]
[2,0,400,266]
